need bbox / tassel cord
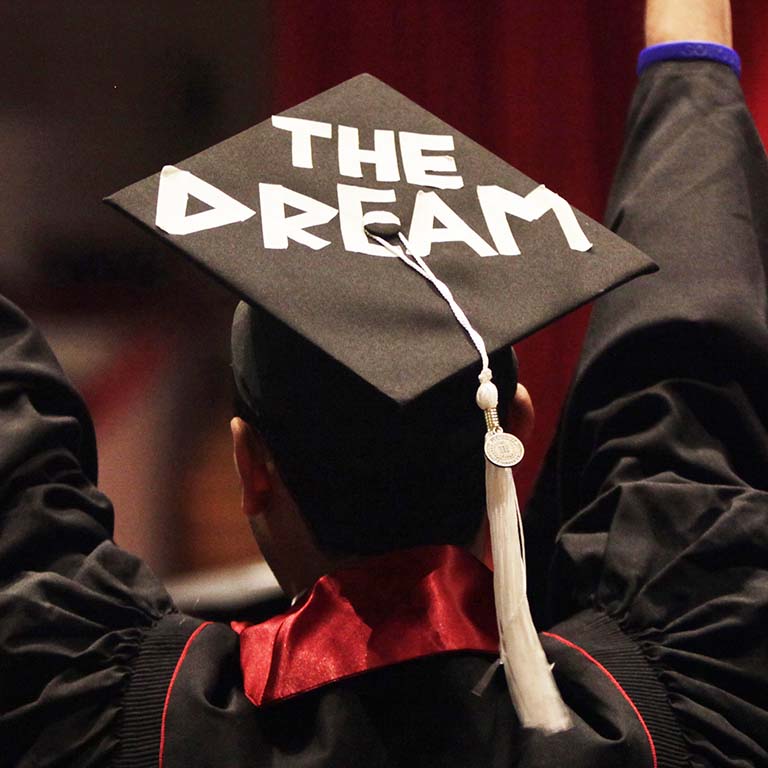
[369,233,490,373]
[369,228,571,734]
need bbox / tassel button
[484,432,524,468]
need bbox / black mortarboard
[106,73,655,408]
[107,73,655,732]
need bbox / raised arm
[0,295,179,763]
[533,1,768,763]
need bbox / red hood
[233,545,499,706]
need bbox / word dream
[155,116,592,259]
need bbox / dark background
[2,1,767,582]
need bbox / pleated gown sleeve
[0,296,189,767]
[535,61,768,765]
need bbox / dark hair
[233,305,517,556]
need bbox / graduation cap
[106,73,655,733]
[107,72,652,405]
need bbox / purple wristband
[637,41,741,78]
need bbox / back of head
[232,302,518,556]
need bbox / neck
[284,526,490,599]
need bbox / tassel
[367,230,571,731]
[477,371,571,733]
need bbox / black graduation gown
[1,60,767,767]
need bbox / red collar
[232,545,499,706]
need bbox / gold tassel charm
[477,372,525,469]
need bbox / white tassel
[367,231,571,731]
[479,374,571,733]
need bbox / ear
[504,382,535,446]
[230,417,274,517]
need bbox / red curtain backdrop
[271,0,768,505]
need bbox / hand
[645,0,732,47]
